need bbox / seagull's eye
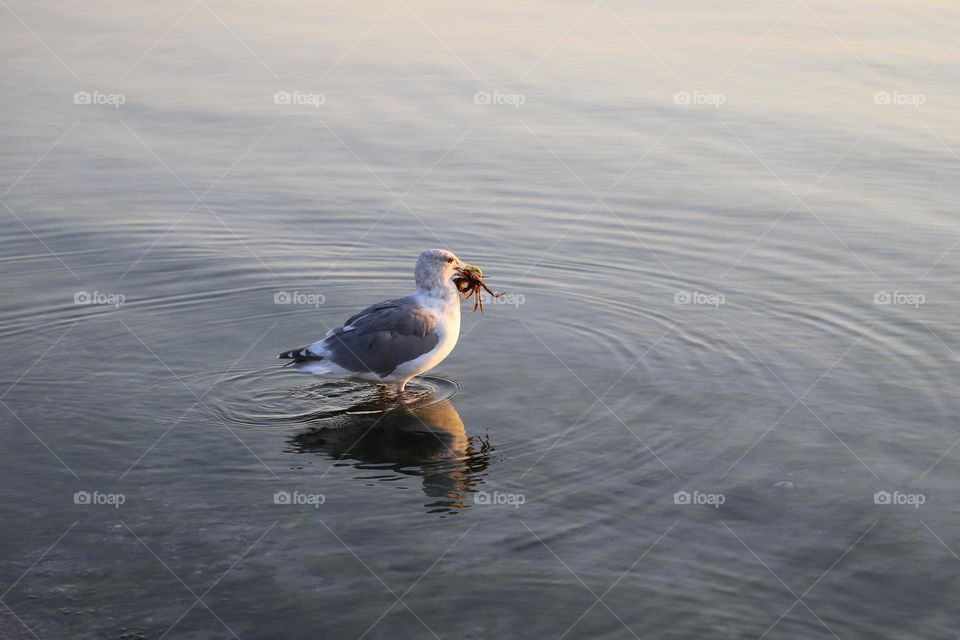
[446,257,454,263]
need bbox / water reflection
[287,398,492,514]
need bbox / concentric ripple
[197,367,464,428]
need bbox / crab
[453,265,502,313]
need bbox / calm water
[2,1,960,638]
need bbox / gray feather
[325,296,439,376]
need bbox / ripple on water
[195,367,464,429]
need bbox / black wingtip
[278,347,323,363]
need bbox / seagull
[278,249,479,395]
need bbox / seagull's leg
[394,379,413,405]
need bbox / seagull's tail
[279,340,343,375]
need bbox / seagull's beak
[455,263,482,278]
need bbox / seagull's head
[414,249,475,297]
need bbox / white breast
[388,293,461,381]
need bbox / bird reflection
[287,397,492,514]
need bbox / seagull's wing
[336,297,407,334]
[279,296,440,377]
[326,297,439,375]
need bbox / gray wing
[326,296,439,376]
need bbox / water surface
[2,1,960,638]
